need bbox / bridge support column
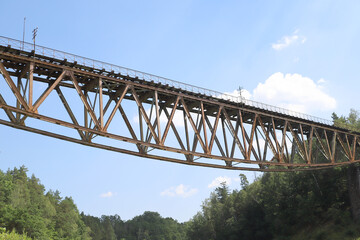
[348,164,360,221]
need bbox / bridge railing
[0,36,333,126]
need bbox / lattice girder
[0,46,359,172]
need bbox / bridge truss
[0,36,359,172]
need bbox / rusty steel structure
[0,36,359,172]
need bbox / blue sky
[1,0,360,222]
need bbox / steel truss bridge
[0,36,359,172]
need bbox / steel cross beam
[0,43,359,172]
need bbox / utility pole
[32,27,38,58]
[238,86,243,103]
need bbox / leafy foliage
[82,211,187,240]
[0,166,186,240]
[187,168,360,240]
[332,109,360,131]
[0,166,90,239]
[0,228,32,240]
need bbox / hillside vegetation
[187,168,359,240]
[1,165,360,239]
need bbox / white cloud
[272,30,306,50]
[208,176,232,188]
[100,191,115,198]
[252,72,336,114]
[317,78,326,84]
[160,184,198,198]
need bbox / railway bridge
[0,36,359,172]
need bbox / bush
[0,230,32,240]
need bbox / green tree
[0,166,90,239]
[81,213,103,240]
[333,109,360,221]
[101,215,116,240]
[0,229,32,240]
[108,214,124,238]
